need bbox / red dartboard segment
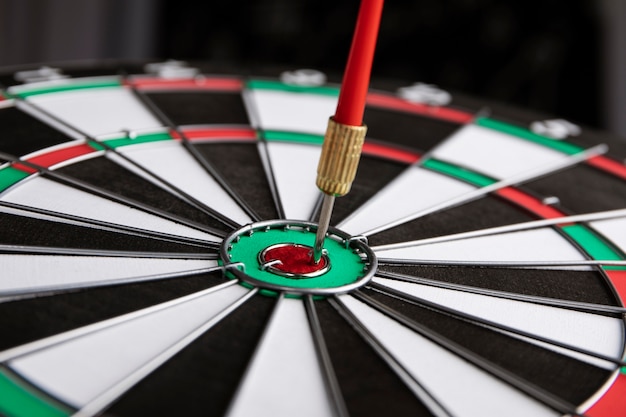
[128,77,244,91]
[174,127,258,142]
[585,372,626,417]
[587,155,626,181]
[362,142,420,164]
[366,92,474,124]
[10,163,37,175]
[604,270,626,306]
[10,143,100,175]
[495,187,570,221]
[24,143,99,169]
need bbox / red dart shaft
[334,0,384,126]
[313,0,384,263]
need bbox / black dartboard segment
[0,64,624,417]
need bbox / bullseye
[220,220,377,295]
[259,243,330,278]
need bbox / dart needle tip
[312,194,335,264]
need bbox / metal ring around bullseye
[220,219,377,295]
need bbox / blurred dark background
[0,0,624,139]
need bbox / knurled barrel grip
[316,117,367,197]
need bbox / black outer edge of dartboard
[327,296,455,417]
[12,93,240,231]
[366,280,626,368]
[303,295,350,417]
[350,290,588,417]
[240,75,287,219]
[0,151,228,239]
[0,200,217,249]
[128,82,263,223]
[375,270,626,315]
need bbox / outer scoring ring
[220,219,378,295]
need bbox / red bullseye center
[262,244,328,275]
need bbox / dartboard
[0,61,625,417]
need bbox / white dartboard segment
[25,87,164,137]
[373,277,624,369]
[0,176,219,242]
[374,227,588,269]
[338,295,558,417]
[246,88,337,135]
[338,166,476,235]
[430,124,569,179]
[227,297,333,417]
[8,283,250,409]
[109,141,251,225]
[0,255,216,295]
[265,141,322,220]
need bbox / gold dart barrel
[316,117,367,196]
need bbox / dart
[2,3,626,416]
[313,0,384,263]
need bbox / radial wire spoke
[14,92,243,230]
[345,144,607,237]
[130,85,261,223]
[372,209,626,251]
[0,281,256,417]
[226,295,335,417]
[106,289,276,417]
[0,152,226,237]
[378,258,626,269]
[0,200,219,248]
[375,270,626,315]
[0,271,230,351]
[367,281,626,367]
[328,296,455,417]
[256,139,286,219]
[349,291,586,416]
[304,295,349,417]
[72,287,257,417]
[241,80,298,219]
[0,244,217,259]
[0,257,221,301]
[95,139,242,229]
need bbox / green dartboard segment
[0,166,31,192]
[226,228,364,290]
[476,117,585,155]
[262,130,324,145]
[246,79,340,96]
[101,132,174,149]
[562,224,626,271]
[0,369,72,417]
[422,158,497,187]
[11,79,122,98]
